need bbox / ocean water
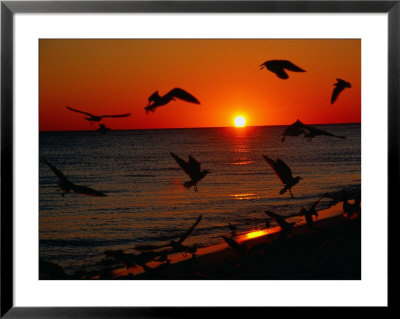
[39,124,361,274]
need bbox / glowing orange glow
[39,39,361,131]
[234,116,246,127]
[245,230,269,239]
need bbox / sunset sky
[39,39,360,131]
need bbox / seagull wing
[275,159,294,183]
[42,159,71,186]
[310,197,323,211]
[66,106,95,117]
[71,184,107,197]
[170,152,195,178]
[188,156,201,173]
[167,88,200,104]
[305,125,345,139]
[331,85,344,104]
[221,236,244,255]
[265,211,289,228]
[263,155,281,180]
[337,78,352,88]
[177,214,202,244]
[271,67,289,79]
[280,60,306,72]
[98,113,131,118]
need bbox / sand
[104,203,361,280]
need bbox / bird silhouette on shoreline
[331,79,351,104]
[145,88,200,113]
[260,60,306,79]
[263,155,302,198]
[134,215,202,257]
[170,152,210,192]
[66,106,131,123]
[42,158,107,197]
[298,197,323,228]
[265,211,295,240]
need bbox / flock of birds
[41,58,360,278]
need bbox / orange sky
[39,39,360,131]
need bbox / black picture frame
[1,1,395,317]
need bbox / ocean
[39,124,361,275]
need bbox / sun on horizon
[234,116,246,127]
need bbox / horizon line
[39,121,361,133]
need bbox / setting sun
[234,116,246,127]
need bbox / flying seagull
[221,235,247,263]
[280,120,307,142]
[259,60,306,79]
[66,106,131,123]
[145,88,200,113]
[298,197,323,228]
[134,215,202,255]
[42,158,107,197]
[170,152,209,192]
[265,211,295,240]
[331,79,351,104]
[263,155,302,198]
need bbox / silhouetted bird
[221,235,247,261]
[228,223,237,233]
[265,211,295,240]
[342,189,361,219]
[97,124,111,134]
[145,88,200,113]
[331,79,351,104]
[264,211,273,228]
[135,215,202,256]
[298,197,323,228]
[281,120,307,142]
[260,60,306,79]
[42,158,107,197]
[170,152,209,192]
[263,155,302,198]
[66,106,131,123]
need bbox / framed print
[1,0,396,317]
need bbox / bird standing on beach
[170,152,210,192]
[263,155,302,198]
[298,197,323,228]
[331,79,351,104]
[145,88,200,113]
[259,60,306,79]
[42,159,107,197]
[135,215,202,257]
[66,106,131,123]
[265,211,295,240]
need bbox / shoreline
[40,201,361,280]
[107,202,361,280]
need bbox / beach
[114,203,361,280]
[40,202,360,280]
